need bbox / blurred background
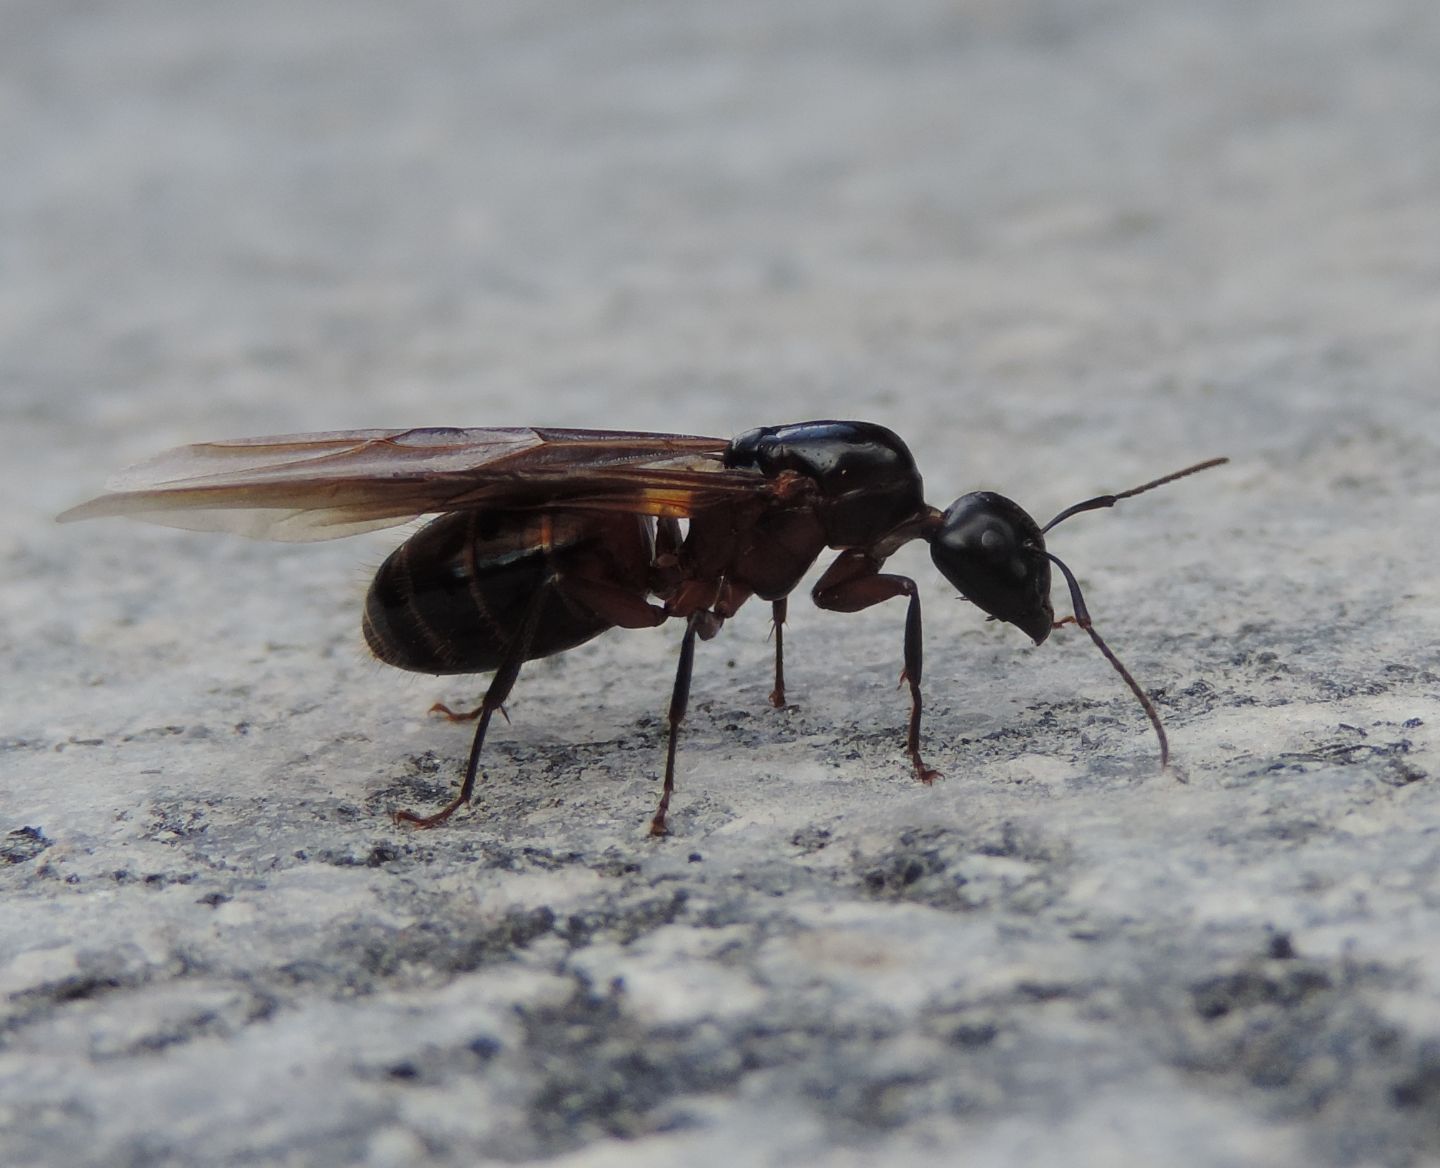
[11,0,1435,513]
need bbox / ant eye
[978,525,1012,559]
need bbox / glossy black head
[929,491,1053,644]
[726,421,926,547]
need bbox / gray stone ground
[4,1,1439,1164]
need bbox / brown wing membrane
[58,427,760,541]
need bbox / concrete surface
[4,1,1439,1165]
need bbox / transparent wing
[58,426,759,541]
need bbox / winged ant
[61,421,1225,834]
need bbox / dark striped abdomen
[362,509,653,675]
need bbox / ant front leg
[812,550,940,784]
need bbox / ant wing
[58,426,760,541]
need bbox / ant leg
[430,700,486,722]
[896,585,938,784]
[392,583,547,828]
[769,597,788,708]
[813,550,940,784]
[394,701,501,828]
[651,612,701,837]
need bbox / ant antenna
[1039,456,1228,768]
[1042,457,1228,534]
[1047,551,1170,766]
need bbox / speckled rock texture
[4,2,1439,1165]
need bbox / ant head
[925,455,1229,768]
[928,492,1054,645]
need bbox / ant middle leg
[768,597,789,709]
